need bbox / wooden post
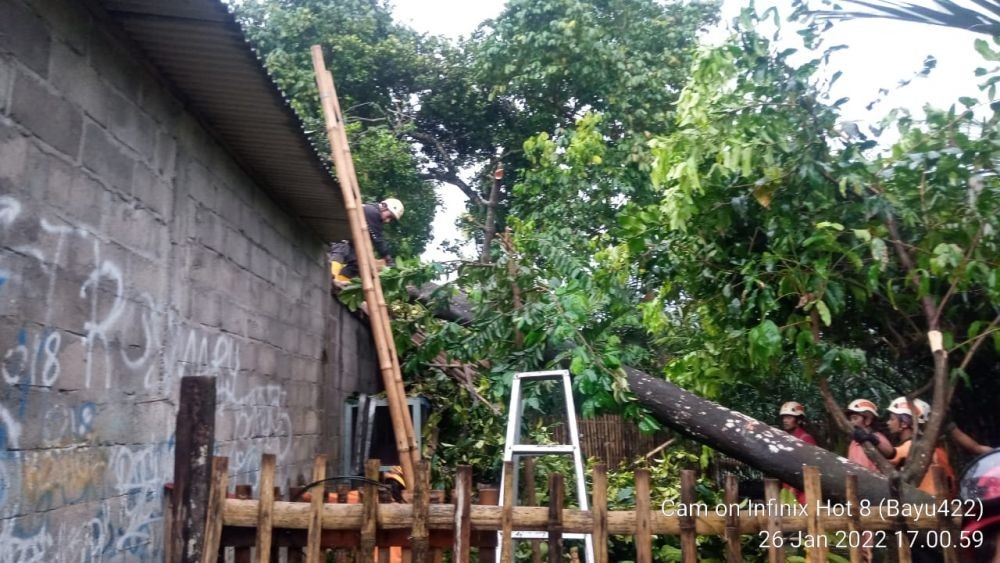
[635,468,652,563]
[306,455,327,563]
[763,478,785,563]
[201,456,229,563]
[845,474,862,563]
[309,45,418,484]
[234,485,252,563]
[453,466,472,563]
[547,473,564,563]
[361,459,380,563]
[679,470,697,563]
[724,473,741,563]
[932,466,958,563]
[803,466,826,563]
[171,376,217,563]
[255,454,276,563]
[499,461,515,562]
[412,460,431,563]
[592,463,608,563]
[524,458,542,563]
[477,486,499,563]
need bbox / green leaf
[816,300,832,327]
[748,319,782,366]
[815,221,844,231]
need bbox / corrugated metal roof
[99,0,349,241]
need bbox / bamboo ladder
[310,46,420,485]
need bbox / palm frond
[811,0,1000,36]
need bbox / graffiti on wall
[0,194,299,559]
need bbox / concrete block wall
[0,0,378,559]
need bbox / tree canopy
[236,0,1000,496]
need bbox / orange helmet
[780,401,806,418]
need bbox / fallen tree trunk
[406,283,931,503]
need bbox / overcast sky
[391,0,991,263]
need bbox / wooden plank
[763,478,785,563]
[361,459,381,563]
[547,473,564,563]
[524,458,541,563]
[201,456,230,563]
[803,466,825,563]
[592,463,608,563]
[256,454,277,563]
[499,461,515,563]
[171,376,217,563]
[453,466,472,563]
[845,474,861,563]
[679,470,697,563]
[307,455,327,563]
[412,460,431,563]
[724,473,741,563]
[635,468,652,563]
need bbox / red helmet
[959,449,1000,536]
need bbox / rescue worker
[959,448,1000,563]
[779,401,816,504]
[382,464,406,503]
[845,398,896,471]
[329,198,404,286]
[885,396,955,499]
[376,465,406,563]
[844,398,895,563]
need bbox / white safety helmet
[381,198,404,221]
[780,401,806,418]
[887,397,931,424]
[846,398,879,417]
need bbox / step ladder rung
[507,444,576,455]
[513,370,568,381]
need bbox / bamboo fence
[175,453,962,563]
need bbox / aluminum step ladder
[498,370,594,562]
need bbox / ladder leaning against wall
[310,46,419,485]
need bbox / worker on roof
[329,198,404,287]
[885,396,955,500]
[845,398,896,471]
[779,401,816,505]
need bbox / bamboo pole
[322,64,418,476]
[635,468,652,563]
[255,455,276,563]
[763,478,785,563]
[804,466,825,563]
[592,463,608,563]
[724,473,741,563]
[309,46,418,484]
